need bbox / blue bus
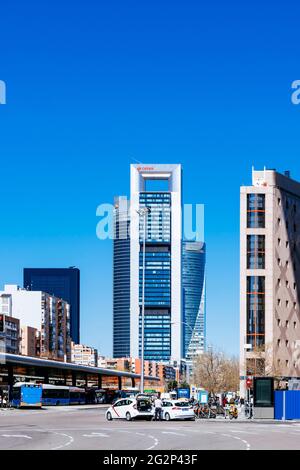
[42,384,70,406]
[11,383,42,408]
[69,386,86,405]
[42,384,86,406]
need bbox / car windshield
[174,402,190,407]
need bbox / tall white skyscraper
[130,164,182,364]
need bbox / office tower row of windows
[139,310,171,361]
[246,194,266,348]
[139,193,171,243]
[182,241,206,361]
[113,200,130,358]
[247,193,265,228]
[139,192,172,361]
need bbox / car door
[111,399,124,418]
[118,399,131,418]
[162,401,172,419]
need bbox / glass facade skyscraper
[138,192,172,361]
[182,241,206,364]
[23,267,80,344]
[114,164,206,366]
[130,164,182,364]
[113,197,131,358]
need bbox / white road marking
[221,433,251,450]
[1,434,32,439]
[162,431,186,436]
[51,432,74,450]
[83,432,109,438]
[146,434,159,450]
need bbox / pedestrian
[2,396,7,408]
[154,394,163,421]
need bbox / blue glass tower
[182,241,206,363]
[23,267,80,344]
[113,196,131,358]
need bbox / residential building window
[246,276,265,348]
[247,235,265,269]
[247,194,265,228]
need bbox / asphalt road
[1,406,300,450]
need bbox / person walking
[154,395,163,421]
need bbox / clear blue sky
[0,1,299,357]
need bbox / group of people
[142,392,252,421]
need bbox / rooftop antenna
[130,155,144,165]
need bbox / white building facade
[240,169,300,396]
[71,342,98,367]
[0,285,71,362]
[130,164,182,365]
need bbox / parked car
[106,397,154,421]
[162,400,195,421]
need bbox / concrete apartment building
[0,285,71,362]
[71,342,98,367]
[0,292,20,355]
[240,168,300,396]
[20,326,39,357]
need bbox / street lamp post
[137,206,151,394]
[170,320,194,381]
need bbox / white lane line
[51,432,74,450]
[230,430,256,435]
[146,434,159,450]
[82,433,109,438]
[1,434,32,439]
[221,433,251,450]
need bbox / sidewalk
[0,403,109,412]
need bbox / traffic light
[246,377,252,388]
[0,315,3,332]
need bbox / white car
[162,400,195,421]
[106,397,154,421]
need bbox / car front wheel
[106,411,113,421]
